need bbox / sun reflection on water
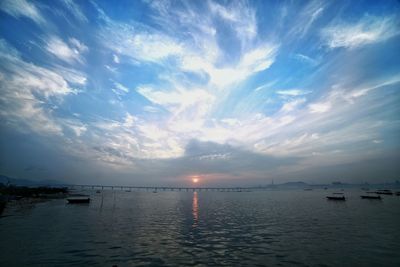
[192,191,198,227]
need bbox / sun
[192,177,199,183]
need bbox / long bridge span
[65,184,266,192]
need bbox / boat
[0,200,6,215]
[375,190,393,195]
[361,195,381,199]
[326,196,345,201]
[67,196,90,204]
[333,192,344,195]
[396,192,400,196]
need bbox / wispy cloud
[287,1,325,39]
[1,0,399,184]
[293,54,319,66]
[112,82,129,95]
[0,0,44,25]
[100,21,183,64]
[322,15,399,49]
[280,98,306,113]
[277,89,312,96]
[61,0,88,23]
[45,36,88,64]
[0,39,80,135]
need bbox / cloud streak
[45,36,88,64]
[322,15,399,49]
[0,0,45,25]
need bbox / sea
[1,189,399,266]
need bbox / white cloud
[40,0,396,169]
[240,44,277,72]
[112,82,129,95]
[208,0,257,43]
[63,119,87,137]
[286,1,325,39]
[69,38,88,53]
[308,101,332,113]
[61,0,88,22]
[343,74,400,102]
[0,0,44,25]
[101,22,183,63]
[280,98,306,113]
[99,0,278,89]
[137,86,215,117]
[277,89,311,96]
[53,65,87,85]
[46,36,88,64]
[180,43,278,88]
[113,54,120,64]
[91,113,185,160]
[0,39,79,135]
[322,15,399,49]
[294,54,319,66]
[198,153,231,161]
[143,106,160,113]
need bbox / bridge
[65,184,266,192]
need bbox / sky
[0,0,399,186]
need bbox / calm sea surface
[1,189,400,266]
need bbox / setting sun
[192,177,199,183]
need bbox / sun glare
[192,177,199,183]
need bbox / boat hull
[0,200,6,214]
[67,198,90,204]
[326,196,346,201]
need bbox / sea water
[1,189,399,266]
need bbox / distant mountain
[0,175,64,186]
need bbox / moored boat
[0,200,6,214]
[67,196,90,204]
[375,190,393,195]
[326,196,345,201]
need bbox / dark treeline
[0,184,68,197]
[0,183,69,215]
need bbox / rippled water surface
[1,189,400,266]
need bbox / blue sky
[0,0,399,186]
